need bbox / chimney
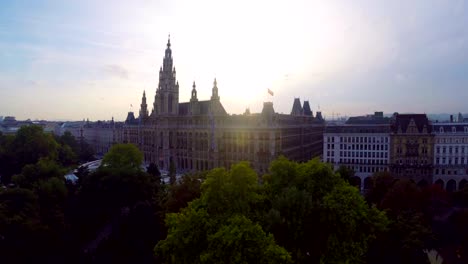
[450,115,453,122]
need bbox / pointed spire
[167,34,171,48]
[140,90,149,120]
[211,78,220,101]
[191,81,198,102]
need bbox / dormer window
[440,127,444,133]
[452,126,456,133]
[465,127,468,133]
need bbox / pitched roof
[391,114,431,133]
[303,101,312,116]
[177,100,227,116]
[291,98,303,115]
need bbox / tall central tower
[152,36,179,116]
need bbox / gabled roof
[391,114,431,133]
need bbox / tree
[147,162,161,178]
[101,144,143,171]
[169,158,176,185]
[155,162,289,263]
[0,125,59,183]
[57,144,77,167]
[78,139,95,162]
[263,157,388,263]
[0,133,15,182]
[57,131,79,152]
[164,172,204,213]
[321,185,389,263]
[12,158,66,189]
[366,179,435,264]
[13,125,59,166]
[365,171,396,206]
[336,165,355,183]
[201,162,263,219]
[200,215,292,264]
[0,188,41,263]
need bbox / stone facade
[119,38,325,173]
[323,124,391,191]
[82,120,120,157]
[389,114,434,185]
[433,122,468,191]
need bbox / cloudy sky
[0,0,467,121]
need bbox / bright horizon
[1,0,468,121]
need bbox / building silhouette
[118,37,324,173]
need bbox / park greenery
[1,125,468,263]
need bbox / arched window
[447,179,457,192]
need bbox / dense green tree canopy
[263,157,388,263]
[1,127,466,264]
[102,144,143,171]
[336,164,356,183]
[156,159,389,264]
[155,162,290,263]
[13,125,59,167]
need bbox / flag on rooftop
[268,88,274,96]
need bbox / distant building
[118,37,325,173]
[0,116,33,135]
[83,119,121,157]
[433,122,468,191]
[59,119,123,157]
[346,111,391,125]
[58,121,85,138]
[389,114,434,185]
[323,120,391,191]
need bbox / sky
[0,0,468,121]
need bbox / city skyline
[1,0,468,121]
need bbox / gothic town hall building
[118,38,325,173]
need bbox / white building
[323,124,391,191]
[433,123,468,191]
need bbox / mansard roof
[391,114,432,133]
[433,123,468,133]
